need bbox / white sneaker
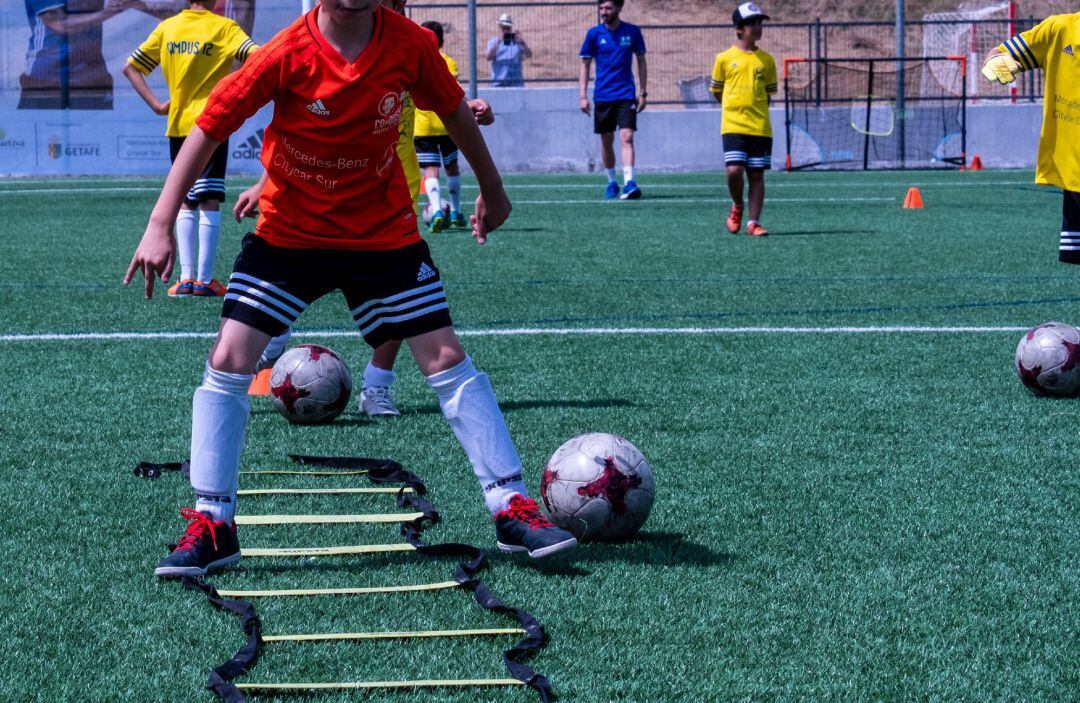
[359,385,401,417]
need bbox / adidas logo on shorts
[306,99,330,116]
[416,262,437,282]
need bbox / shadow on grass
[770,229,871,236]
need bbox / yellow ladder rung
[237,487,410,496]
[263,628,526,643]
[218,580,461,598]
[235,512,423,525]
[241,543,416,558]
[236,679,526,691]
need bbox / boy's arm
[124,127,221,298]
[440,98,509,245]
[234,170,270,222]
[636,53,648,112]
[579,59,592,114]
[122,63,168,115]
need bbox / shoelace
[174,507,220,552]
[502,496,554,530]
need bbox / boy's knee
[726,165,745,178]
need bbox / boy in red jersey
[125,0,578,575]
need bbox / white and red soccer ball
[1015,322,1080,397]
[269,344,353,423]
[540,433,655,541]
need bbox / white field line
[0,326,1030,343]
[512,196,895,204]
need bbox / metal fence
[403,4,1045,107]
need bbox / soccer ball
[269,344,353,423]
[1015,322,1080,397]
[539,433,654,541]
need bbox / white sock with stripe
[190,364,252,523]
[259,328,292,368]
[446,175,462,212]
[425,356,527,515]
[197,210,221,283]
[425,178,442,214]
[363,361,395,389]
[176,209,198,281]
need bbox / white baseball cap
[732,2,769,26]
[498,13,513,26]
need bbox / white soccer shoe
[359,385,401,417]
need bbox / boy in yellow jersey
[123,0,256,297]
[414,20,465,233]
[710,3,776,237]
[983,14,1080,264]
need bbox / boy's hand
[233,186,261,222]
[579,97,591,115]
[470,187,511,245]
[468,99,494,126]
[123,222,175,299]
[981,53,1022,84]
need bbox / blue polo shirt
[579,21,646,103]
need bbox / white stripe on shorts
[230,272,309,310]
[349,280,444,318]
[352,290,447,328]
[224,293,296,327]
[358,302,451,337]
[227,282,305,319]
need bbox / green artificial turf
[0,170,1076,702]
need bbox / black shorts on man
[170,136,229,206]
[722,133,773,171]
[414,135,459,167]
[1060,190,1080,264]
[222,234,453,348]
[593,99,637,134]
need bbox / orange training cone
[969,155,983,171]
[903,187,923,209]
[248,368,272,396]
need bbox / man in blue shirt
[579,0,647,200]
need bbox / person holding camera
[485,13,531,87]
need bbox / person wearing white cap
[710,2,776,236]
[486,13,532,87]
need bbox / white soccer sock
[197,210,221,283]
[190,364,252,523]
[259,328,291,367]
[425,177,442,214]
[363,361,395,389]
[175,209,198,281]
[426,356,527,515]
[623,165,635,183]
[446,175,462,212]
[605,168,617,184]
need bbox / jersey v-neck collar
[305,4,385,78]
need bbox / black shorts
[594,100,637,134]
[414,135,458,167]
[222,234,453,348]
[170,136,228,206]
[1060,190,1080,264]
[722,133,773,171]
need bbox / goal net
[783,57,967,171]
[922,2,1016,100]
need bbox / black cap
[732,2,769,26]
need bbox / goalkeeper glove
[981,53,1022,85]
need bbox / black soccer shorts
[170,136,229,206]
[1060,190,1080,264]
[594,100,637,134]
[221,234,453,348]
[414,135,459,167]
[722,133,773,171]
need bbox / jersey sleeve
[764,55,778,95]
[128,26,163,75]
[29,0,65,16]
[997,16,1058,71]
[223,22,258,63]
[579,29,596,59]
[709,53,724,94]
[196,45,283,142]
[445,54,459,79]
[633,26,646,55]
[410,38,465,115]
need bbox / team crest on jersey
[374,91,405,134]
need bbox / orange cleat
[726,204,744,234]
[168,279,195,297]
[193,279,227,297]
[747,222,769,237]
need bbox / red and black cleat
[494,494,577,559]
[154,507,241,578]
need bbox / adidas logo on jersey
[416,262,437,282]
[306,99,330,116]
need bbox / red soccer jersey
[197,6,464,250]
